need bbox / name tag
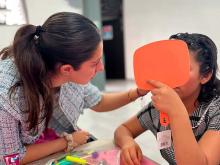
[157,130,171,149]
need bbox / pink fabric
[35,128,59,144]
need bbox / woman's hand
[72,130,89,145]
[120,141,143,165]
[148,80,185,116]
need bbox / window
[0,0,27,25]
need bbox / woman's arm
[21,138,67,164]
[91,88,147,112]
[21,129,90,164]
[0,109,67,164]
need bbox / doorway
[101,0,125,79]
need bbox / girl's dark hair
[169,33,220,103]
[0,12,101,131]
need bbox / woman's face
[174,53,203,101]
[69,42,104,84]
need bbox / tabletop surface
[28,139,159,165]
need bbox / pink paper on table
[94,149,119,165]
[93,148,158,165]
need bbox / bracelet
[128,88,145,102]
[128,89,136,102]
[136,88,145,97]
[62,132,78,152]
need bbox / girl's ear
[200,71,213,84]
[59,64,74,76]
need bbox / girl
[0,12,146,164]
[114,33,220,165]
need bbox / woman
[0,12,146,164]
[114,33,220,165]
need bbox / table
[28,139,159,165]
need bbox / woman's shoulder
[0,59,24,118]
[0,58,19,92]
[0,58,16,70]
[0,90,25,121]
[61,82,99,96]
[60,82,84,98]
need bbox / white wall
[0,0,83,49]
[124,0,220,79]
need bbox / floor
[78,80,168,164]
